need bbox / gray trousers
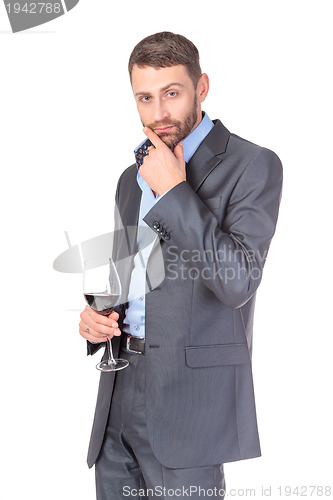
[95,349,226,500]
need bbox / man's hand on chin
[139,127,186,196]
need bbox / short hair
[128,31,202,89]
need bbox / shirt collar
[182,111,214,163]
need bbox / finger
[80,307,122,339]
[79,326,104,342]
[79,325,108,343]
[108,310,119,321]
[79,319,106,340]
[173,141,184,162]
[143,127,168,149]
[79,319,121,341]
[82,316,119,336]
[84,305,115,327]
[80,309,120,336]
[79,319,108,339]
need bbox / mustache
[147,120,181,130]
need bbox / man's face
[131,64,203,150]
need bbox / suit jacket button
[160,228,167,236]
[153,221,160,230]
[164,233,170,240]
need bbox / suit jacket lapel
[122,169,141,226]
[186,119,230,192]
[113,167,142,303]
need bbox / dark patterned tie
[135,139,152,168]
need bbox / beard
[143,95,198,150]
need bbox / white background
[1,0,332,498]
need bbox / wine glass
[83,257,129,372]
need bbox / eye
[140,96,151,103]
[168,91,177,97]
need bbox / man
[79,32,283,499]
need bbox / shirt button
[134,325,141,332]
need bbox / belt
[121,334,145,354]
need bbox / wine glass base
[96,358,129,372]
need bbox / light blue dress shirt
[122,112,214,338]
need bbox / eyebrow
[134,82,185,97]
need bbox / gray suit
[87,119,283,470]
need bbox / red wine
[84,293,120,316]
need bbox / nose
[152,98,170,122]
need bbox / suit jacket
[86,119,283,469]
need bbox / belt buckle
[126,335,143,354]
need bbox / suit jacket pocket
[185,343,250,368]
[202,196,222,211]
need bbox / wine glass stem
[107,338,116,365]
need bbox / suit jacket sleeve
[143,147,283,309]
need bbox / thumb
[174,141,184,161]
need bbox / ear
[197,73,209,103]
